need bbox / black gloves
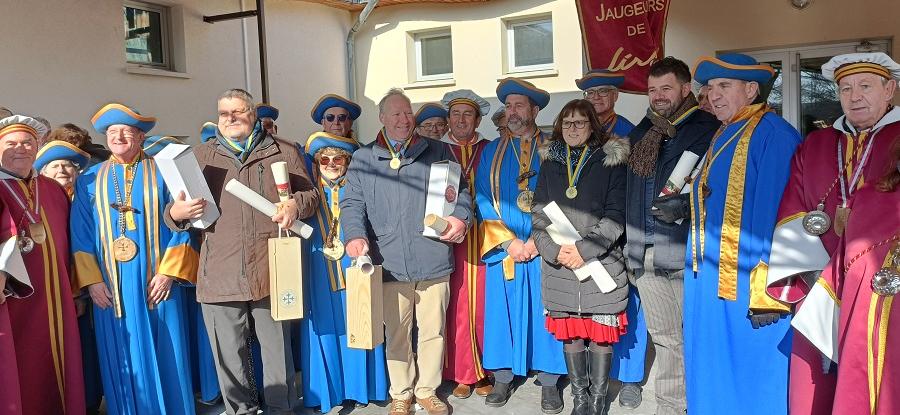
[749,311,782,329]
[650,193,691,224]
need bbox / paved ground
[199,345,660,415]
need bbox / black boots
[541,383,564,414]
[588,349,613,415]
[564,349,591,415]
[485,381,512,407]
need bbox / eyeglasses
[318,155,348,166]
[562,120,589,130]
[583,88,614,99]
[324,114,349,123]
[419,122,447,130]
[218,108,251,119]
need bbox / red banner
[576,0,671,94]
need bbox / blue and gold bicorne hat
[694,53,775,85]
[575,70,625,90]
[91,103,156,134]
[143,135,184,157]
[34,140,90,172]
[496,78,551,109]
[200,122,218,143]
[256,103,279,120]
[304,131,360,157]
[415,103,448,125]
[310,94,362,124]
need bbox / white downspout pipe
[346,0,379,102]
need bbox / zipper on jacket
[202,233,209,276]
[577,290,582,314]
[257,164,265,194]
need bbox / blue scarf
[216,120,264,162]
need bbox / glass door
[742,40,891,137]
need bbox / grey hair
[0,107,12,119]
[219,88,254,107]
[314,147,352,160]
[378,88,411,115]
[491,107,506,127]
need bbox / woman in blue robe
[298,131,388,412]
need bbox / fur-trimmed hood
[538,135,631,167]
[601,136,630,167]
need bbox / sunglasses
[318,155,348,166]
[324,114,349,123]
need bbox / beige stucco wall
[352,0,589,140]
[352,0,899,139]
[0,0,351,145]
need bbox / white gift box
[153,144,220,229]
[422,160,462,239]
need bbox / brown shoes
[473,378,494,397]
[416,395,450,415]
[452,383,473,399]
[387,398,413,415]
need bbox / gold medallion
[565,186,578,199]
[323,239,345,261]
[389,158,401,170]
[516,190,534,212]
[113,236,138,262]
[28,222,47,245]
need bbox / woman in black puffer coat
[532,99,630,415]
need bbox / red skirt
[545,311,628,344]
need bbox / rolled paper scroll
[424,214,449,235]
[224,179,313,238]
[270,161,291,202]
[542,201,617,293]
[659,151,700,196]
[355,255,375,276]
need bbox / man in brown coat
[168,88,318,414]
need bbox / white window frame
[124,0,171,69]
[506,17,554,73]
[414,30,453,81]
[737,39,891,130]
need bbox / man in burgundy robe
[0,114,85,414]
[763,52,900,414]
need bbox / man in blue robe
[476,78,566,414]
[684,54,801,415]
[577,69,648,409]
[71,103,199,414]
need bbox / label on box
[423,160,461,238]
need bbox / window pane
[514,21,553,68]
[420,35,453,77]
[124,6,164,65]
[799,56,841,137]
[762,60,783,116]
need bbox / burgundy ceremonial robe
[766,109,900,414]
[0,173,85,415]
[441,133,490,385]
[826,184,900,415]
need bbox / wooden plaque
[268,236,304,321]
[346,265,384,349]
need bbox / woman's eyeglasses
[324,114,349,123]
[561,120,589,130]
[318,155,348,166]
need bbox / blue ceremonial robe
[606,114,649,383]
[299,177,388,412]
[683,109,799,415]
[475,133,565,377]
[71,157,199,415]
